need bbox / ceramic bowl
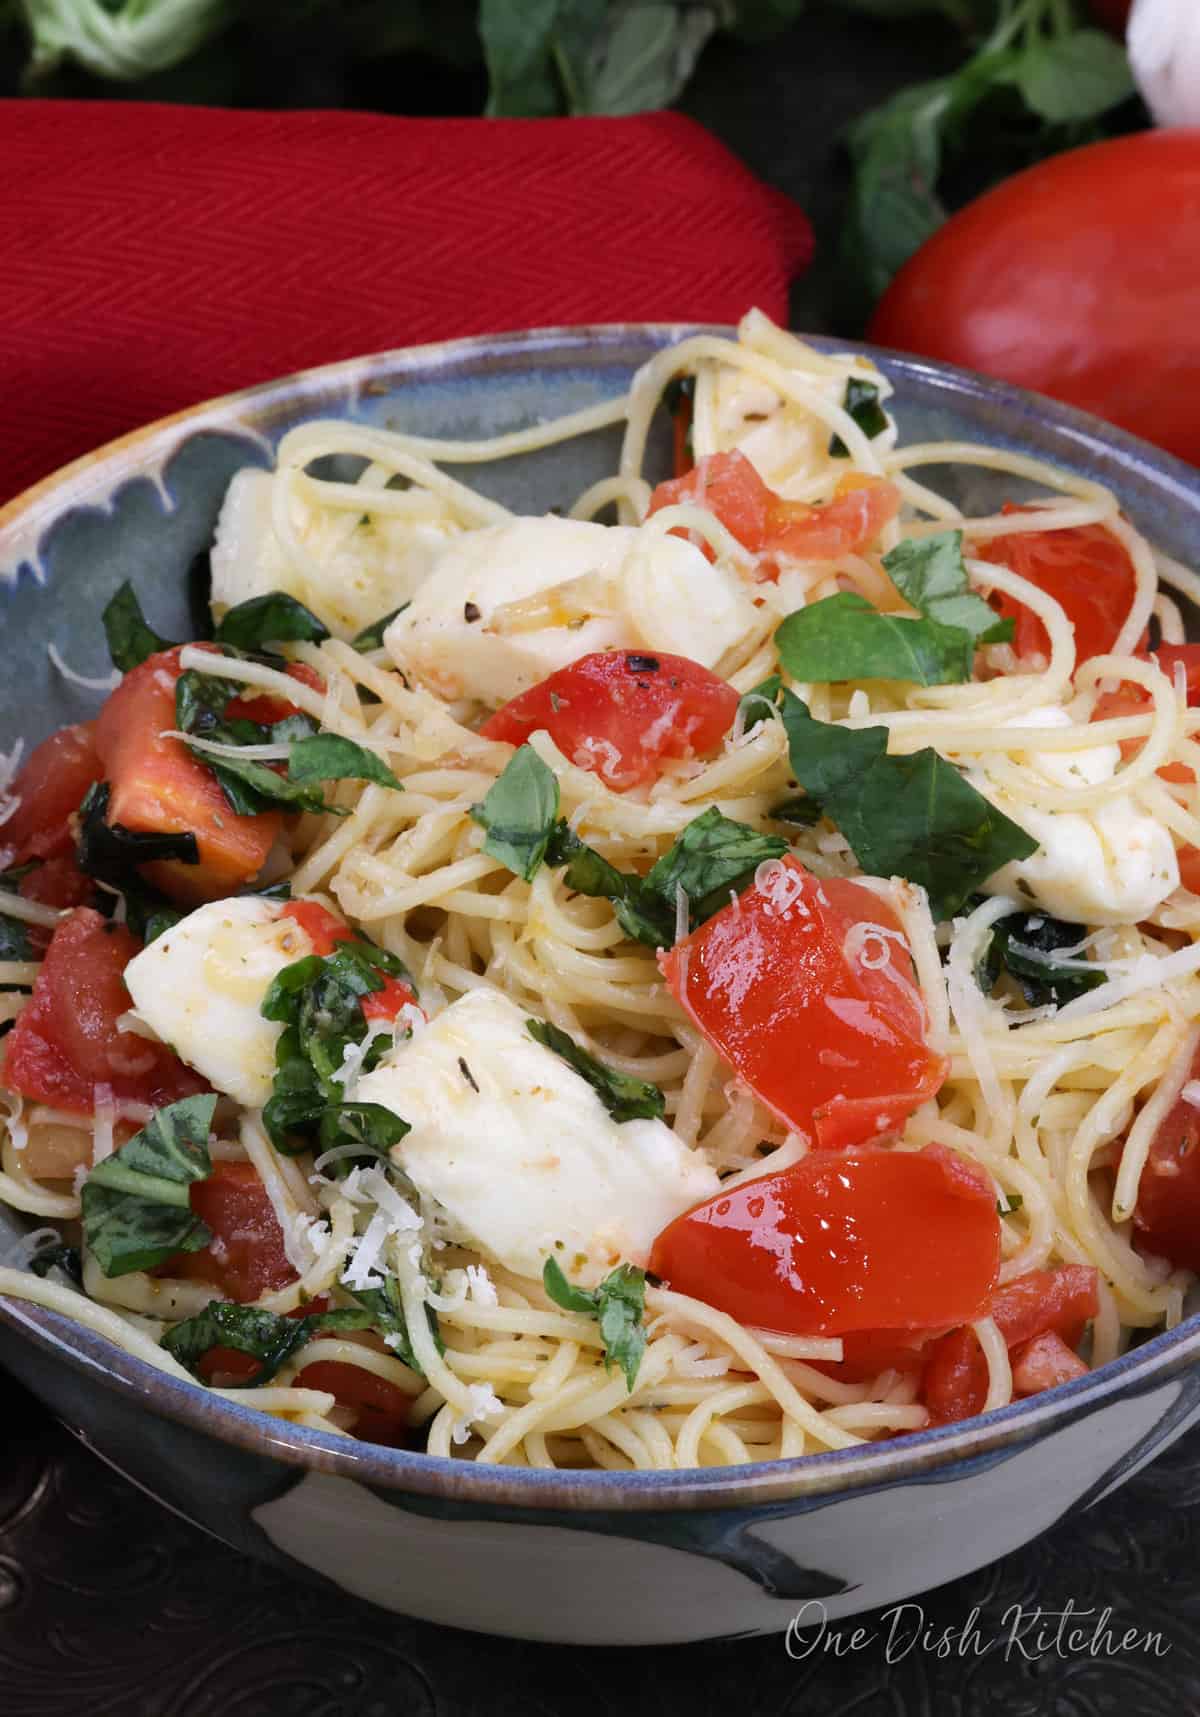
[3,326,1200,1647]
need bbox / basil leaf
[28,1240,83,1284]
[768,796,823,828]
[775,688,889,800]
[317,1102,410,1165]
[0,891,34,969]
[200,750,335,819]
[214,592,329,651]
[352,607,408,652]
[526,1018,665,1123]
[174,668,244,739]
[349,1274,440,1375]
[1016,29,1133,125]
[77,782,200,888]
[102,581,175,673]
[545,822,672,949]
[829,378,890,457]
[82,1095,218,1277]
[775,591,974,687]
[120,886,184,947]
[981,910,1104,1008]
[542,1256,647,1391]
[288,735,402,793]
[883,531,1013,647]
[642,805,787,927]
[162,1299,372,1386]
[471,744,560,882]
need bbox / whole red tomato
[868,132,1200,468]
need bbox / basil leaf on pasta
[213,591,330,650]
[542,1257,647,1392]
[81,1094,218,1278]
[775,590,974,687]
[163,1299,373,1385]
[349,1274,441,1375]
[288,734,402,793]
[829,378,889,457]
[526,1018,665,1123]
[471,744,560,881]
[545,823,672,948]
[980,910,1104,1008]
[642,806,787,928]
[883,531,1013,646]
[102,581,176,672]
[352,607,408,652]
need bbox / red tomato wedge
[646,451,900,574]
[659,857,946,1149]
[225,662,326,725]
[921,1265,1099,1424]
[166,1160,297,1303]
[478,650,739,793]
[649,1143,999,1339]
[94,647,281,905]
[976,512,1144,667]
[280,900,420,1024]
[1091,643,1200,788]
[1,907,209,1115]
[1132,1047,1200,1273]
[293,1343,412,1446]
[0,723,102,867]
[1010,1331,1089,1398]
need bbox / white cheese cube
[354,986,720,1285]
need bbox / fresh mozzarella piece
[123,896,308,1108]
[211,468,459,640]
[973,707,1179,925]
[386,514,760,706]
[621,530,761,671]
[355,986,720,1285]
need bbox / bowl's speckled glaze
[3,326,1200,1643]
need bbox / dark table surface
[5,6,1196,1713]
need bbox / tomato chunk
[978,511,1145,666]
[1132,1049,1200,1273]
[1091,643,1200,789]
[660,857,946,1148]
[18,853,94,914]
[166,1160,297,1303]
[0,723,102,867]
[94,647,281,905]
[1,907,209,1114]
[280,900,419,1024]
[225,662,326,725]
[479,651,739,793]
[921,1265,1099,1424]
[1010,1330,1088,1398]
[646,451,900,573]
[195,1297,324,1384]
[650,1143,999,1339]
[292,1350,412,1446]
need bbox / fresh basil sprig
[81,1095,218,1278]
[260,937,414,1158]
[163,1299,373,1385]
[775,590,974,687]
[751,677,1037,921]
[213,593,329,651]
[829,378,890,457]
[883,531,1013,647]
[526,1019,665,1123]
[102,581,176,672]
[542,1257,647,1392]
[979,909,1104,1008]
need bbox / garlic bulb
[1128,0,1200,127]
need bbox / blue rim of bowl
[3,321,1200,1515]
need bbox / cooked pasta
[2,309,1199,1471]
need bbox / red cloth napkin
[0,101,812,501]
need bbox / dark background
[3,5,1194,1712]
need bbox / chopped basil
[120,884,184,946]
[81,1095,218,1278]
[526,1018,665,1123]
[288,734,402,794]
[542,1256,647,1392]
[77,782,200,888]
[28,1240,83,1284]
[829,378,889,457]
[641,806,787,929]
[545,823,672,948]
[470,744,561,881]
[349,1273,441,1375]
[980,910,1104,1008]
[102,581,176,672]
[883,531,1013,647]
[213,592,329,651]
[753,682,1037,922]
[162,1298,373,1385]
[260,937,414,1157]
[352,606,408,652]
[768,796,823,828]
[775,591,974,688]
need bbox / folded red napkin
[0,101,812,501]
